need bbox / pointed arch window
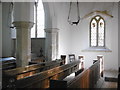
[90,15,105,47]
[31,0,45,38]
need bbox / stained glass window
[91,19,97,46]
[90,15,105,47]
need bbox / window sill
[82,47,112,52]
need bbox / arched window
[90,15,105,47]
[31,0,45,38]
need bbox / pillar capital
[13,21,34,29]
[44,28,59,33]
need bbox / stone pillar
[13,2,34,67]
[45,28,59,61]
[13,21,33,67]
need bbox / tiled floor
[95,77,117,88]
[95,70,118,89]
[101,81,117,88]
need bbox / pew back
[1,57,16,70]
[2,59,65,88]
[89,60,100,88]
[3,59,65,79]
[3,60,80,88]
[68,60,100,88]
[49,60,100,88]
[67,69,90,88]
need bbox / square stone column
[13,21,33,67]
[45,28,59,61]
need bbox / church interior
[0,0,120,89]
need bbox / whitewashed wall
[55,2,118,70]
[13,2,34,22]
[54,2,73,63]
[72,2,118,71]
[2,2,12,57]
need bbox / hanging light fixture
[67,0,80,25]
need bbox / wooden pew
[1,55,65,70]
[89,59,100,88]
[68,60,100,88]
[1,57,16,70]
[68,69,90,88]
[2,59,65,88]
[2,60,80,88]
[49,60,100,88]
[3,59,65,79]
[1,57,45,70]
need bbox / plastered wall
[55,2,118,70]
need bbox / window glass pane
[37,0,45,38]
[37,25,45,38]
[96,16,100,20]
[98,19,104,46]
[11,8,16,38]
[31,25,36,38]
[11,29,16,38]
[91,19,97,46]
